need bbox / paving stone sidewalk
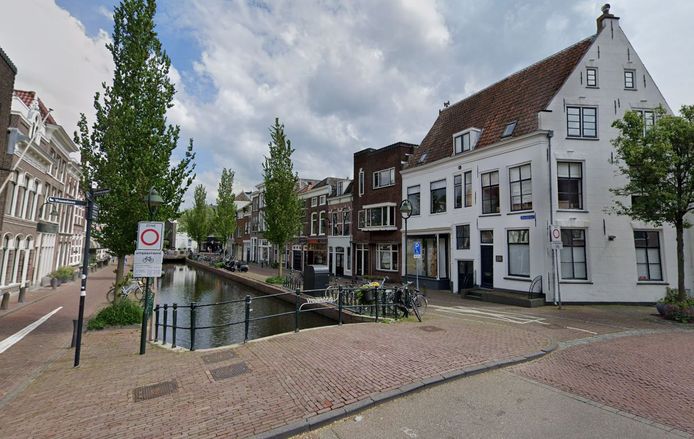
[0,311,551,438]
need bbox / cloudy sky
[1,1,692,204]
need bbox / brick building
[352,142,416,282]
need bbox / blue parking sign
[413,241,422,259]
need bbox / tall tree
[212,169,237,255]
[262,118,302,277]
[611,105,694,302]
[178,184,211,251]
[75,0,195,283]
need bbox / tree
[178,185,211,251]
[611,105,694,302]
[212,169,237,255]
[262,118,302,277]
[75,0,195,284]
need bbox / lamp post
[139,187,163,355]
[399,199,412,283]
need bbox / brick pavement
[0,311,551,438]
[512,332,694,435]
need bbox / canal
[155,264,334,349]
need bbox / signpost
[137,222,164,250]
[549,225,563,250]
[133,250,164,278]
[413,240,421,290]
[135,221,164,355]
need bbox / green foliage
[212,168,237,250]
[50,266,75,282]
[659,288,694,323]
[74,0,195,266]
[178,185,212,249]
[611,105,694,301]
[87,299,143,330]
[265,276,284,284]
[214,261,225,268]
[262,118,302,277]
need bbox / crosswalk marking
[429,305,548,325]
[0,307,63,354]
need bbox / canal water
[155,264,333,349]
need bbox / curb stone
[253,339,557,439]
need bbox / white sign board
[413,241,422,259]
[549,225,563,250]
[137,222,165,250]
[133,250,164,278]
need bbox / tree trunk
[278,249,283,278]
[115,256,126,300]
[676,221,687,302]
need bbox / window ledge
[376,268,399,273]
[429,211,447,216]
[586,86,600,89]
[636,281,668,285]
[624,88,637,91]
[506,210,534,216]
[479,213,502,217]
[565,137,600,141]
[556,209,589,213]
[504,276,532,282]
[360,226,397,232]
[560,280,593,284]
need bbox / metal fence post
[172,303,178,349]
[294,289,300,333]
[375,287,379,322]
[382,289,387,318]
[154,305,160,342]
[338,286,343,326]
[190,302,197,351]
[244,295,251,343]
[162,304,168,345]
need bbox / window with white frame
[343,210,351,236]
[358,169,364,196]
[456,225,470,250]
[407,185,420,216]
[566,106,597,138]
[331,212,340,236]
[634,231,662,281]
[509,164,532,211]
[454,175,462,209]
[319,211,325,235]
[507,229,530,277]
[481,171,499,214]
[358,210,365,229]
[557,162,583,209]
[430,179,446,214]
[373,168,395,189]
[319,195,326,205]
[376,244,398,271]
[362,205,396,228]
[635,109,655,134]
[624,70,636,89]
[311,212,318,235]
[311,197,317,207]
[464,171,472,207]
[454,129,480,154]
[586,67,598,87]
[560,229,587,280]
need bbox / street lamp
[399,199,412,283]
[140,187,163,355]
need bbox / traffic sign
[413,241,422,259]
[133,250,163,278]
[137,222,164,250]
[47,196,86,206]
[549,225,563,250]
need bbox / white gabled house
[401,5,693,303]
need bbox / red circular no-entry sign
[140,228,160,246]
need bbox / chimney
[596,4,619,33]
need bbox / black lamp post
[399,199,412,282]
[139,187,163,355]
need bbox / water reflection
[155,264,333,349]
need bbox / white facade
[401,13,693,302]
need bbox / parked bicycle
[387,280,428,322]
[106,278,145,303]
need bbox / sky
[1,1,693,205]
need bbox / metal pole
[154,305,160,342]
[139,276,150,354]
[338,287,343,326]
[294,289,300,332]
[404,217,408,282]
[189,302,196,351]
[244,295,251,342]
[74,190,93,367]
[172,303,178,348]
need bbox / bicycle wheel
[106,286,116,303]
[133,287,144,302]
[414,294,428,318]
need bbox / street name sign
[413,241,422,259]
[133,250,164,278]
[47,196,86,206]
[137,221,165,250]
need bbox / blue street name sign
[520,214,535,220]
[413,241,422,259]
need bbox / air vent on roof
[501,121,517,138]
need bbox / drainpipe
[547,130,561,308]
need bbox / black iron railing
[154,286,413,351]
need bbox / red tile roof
[409,36,595,168]
[13,89,57,125]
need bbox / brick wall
[0,48,17,227]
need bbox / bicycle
[388,281,428,322]
[106,279,145,303]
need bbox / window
[456,225,470,250]
[566,106,597,138]
[358,169,364,196]
[311,197,317,207]
[430,180,446,214]
[376,244,398,271]
[507,230,530,277]
[464,171,472,207]
[501,121,516,138]
[343,210,351,236]
[624,70,635,89]
[454,175,462,209]
[363,205,395,228]
[586,67,598,87]
[561,229,587,280]
[311,212,318,235]
[373,168,395,189]
[509,164,532,211]
[454,132,471,154]
[481,171,500,214]
[319,195,326,205]
[337,181,343,196]
[407,185,420,216]
[635,109,655,134]
[331,212,339,236]
[319,211,325,235]
[557,162,583,209]
[634,231,662,281]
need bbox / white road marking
[566,326,598,335]
[430,305,548,325]
[0,307,63,354]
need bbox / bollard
[294,289,301,333]
[189,302,197,351]
[18,286,26,303]
[375,287,379,322]
[162,304,168,346]
[172,303,178,348]
[70,319,79,348]
[154,305,160,342]
[338,287,343,326]
[1,292,10,310]
[244,295,252,343]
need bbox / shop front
[405,234,450,290]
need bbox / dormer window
[501,121,517,138]
[453,129,480,155]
